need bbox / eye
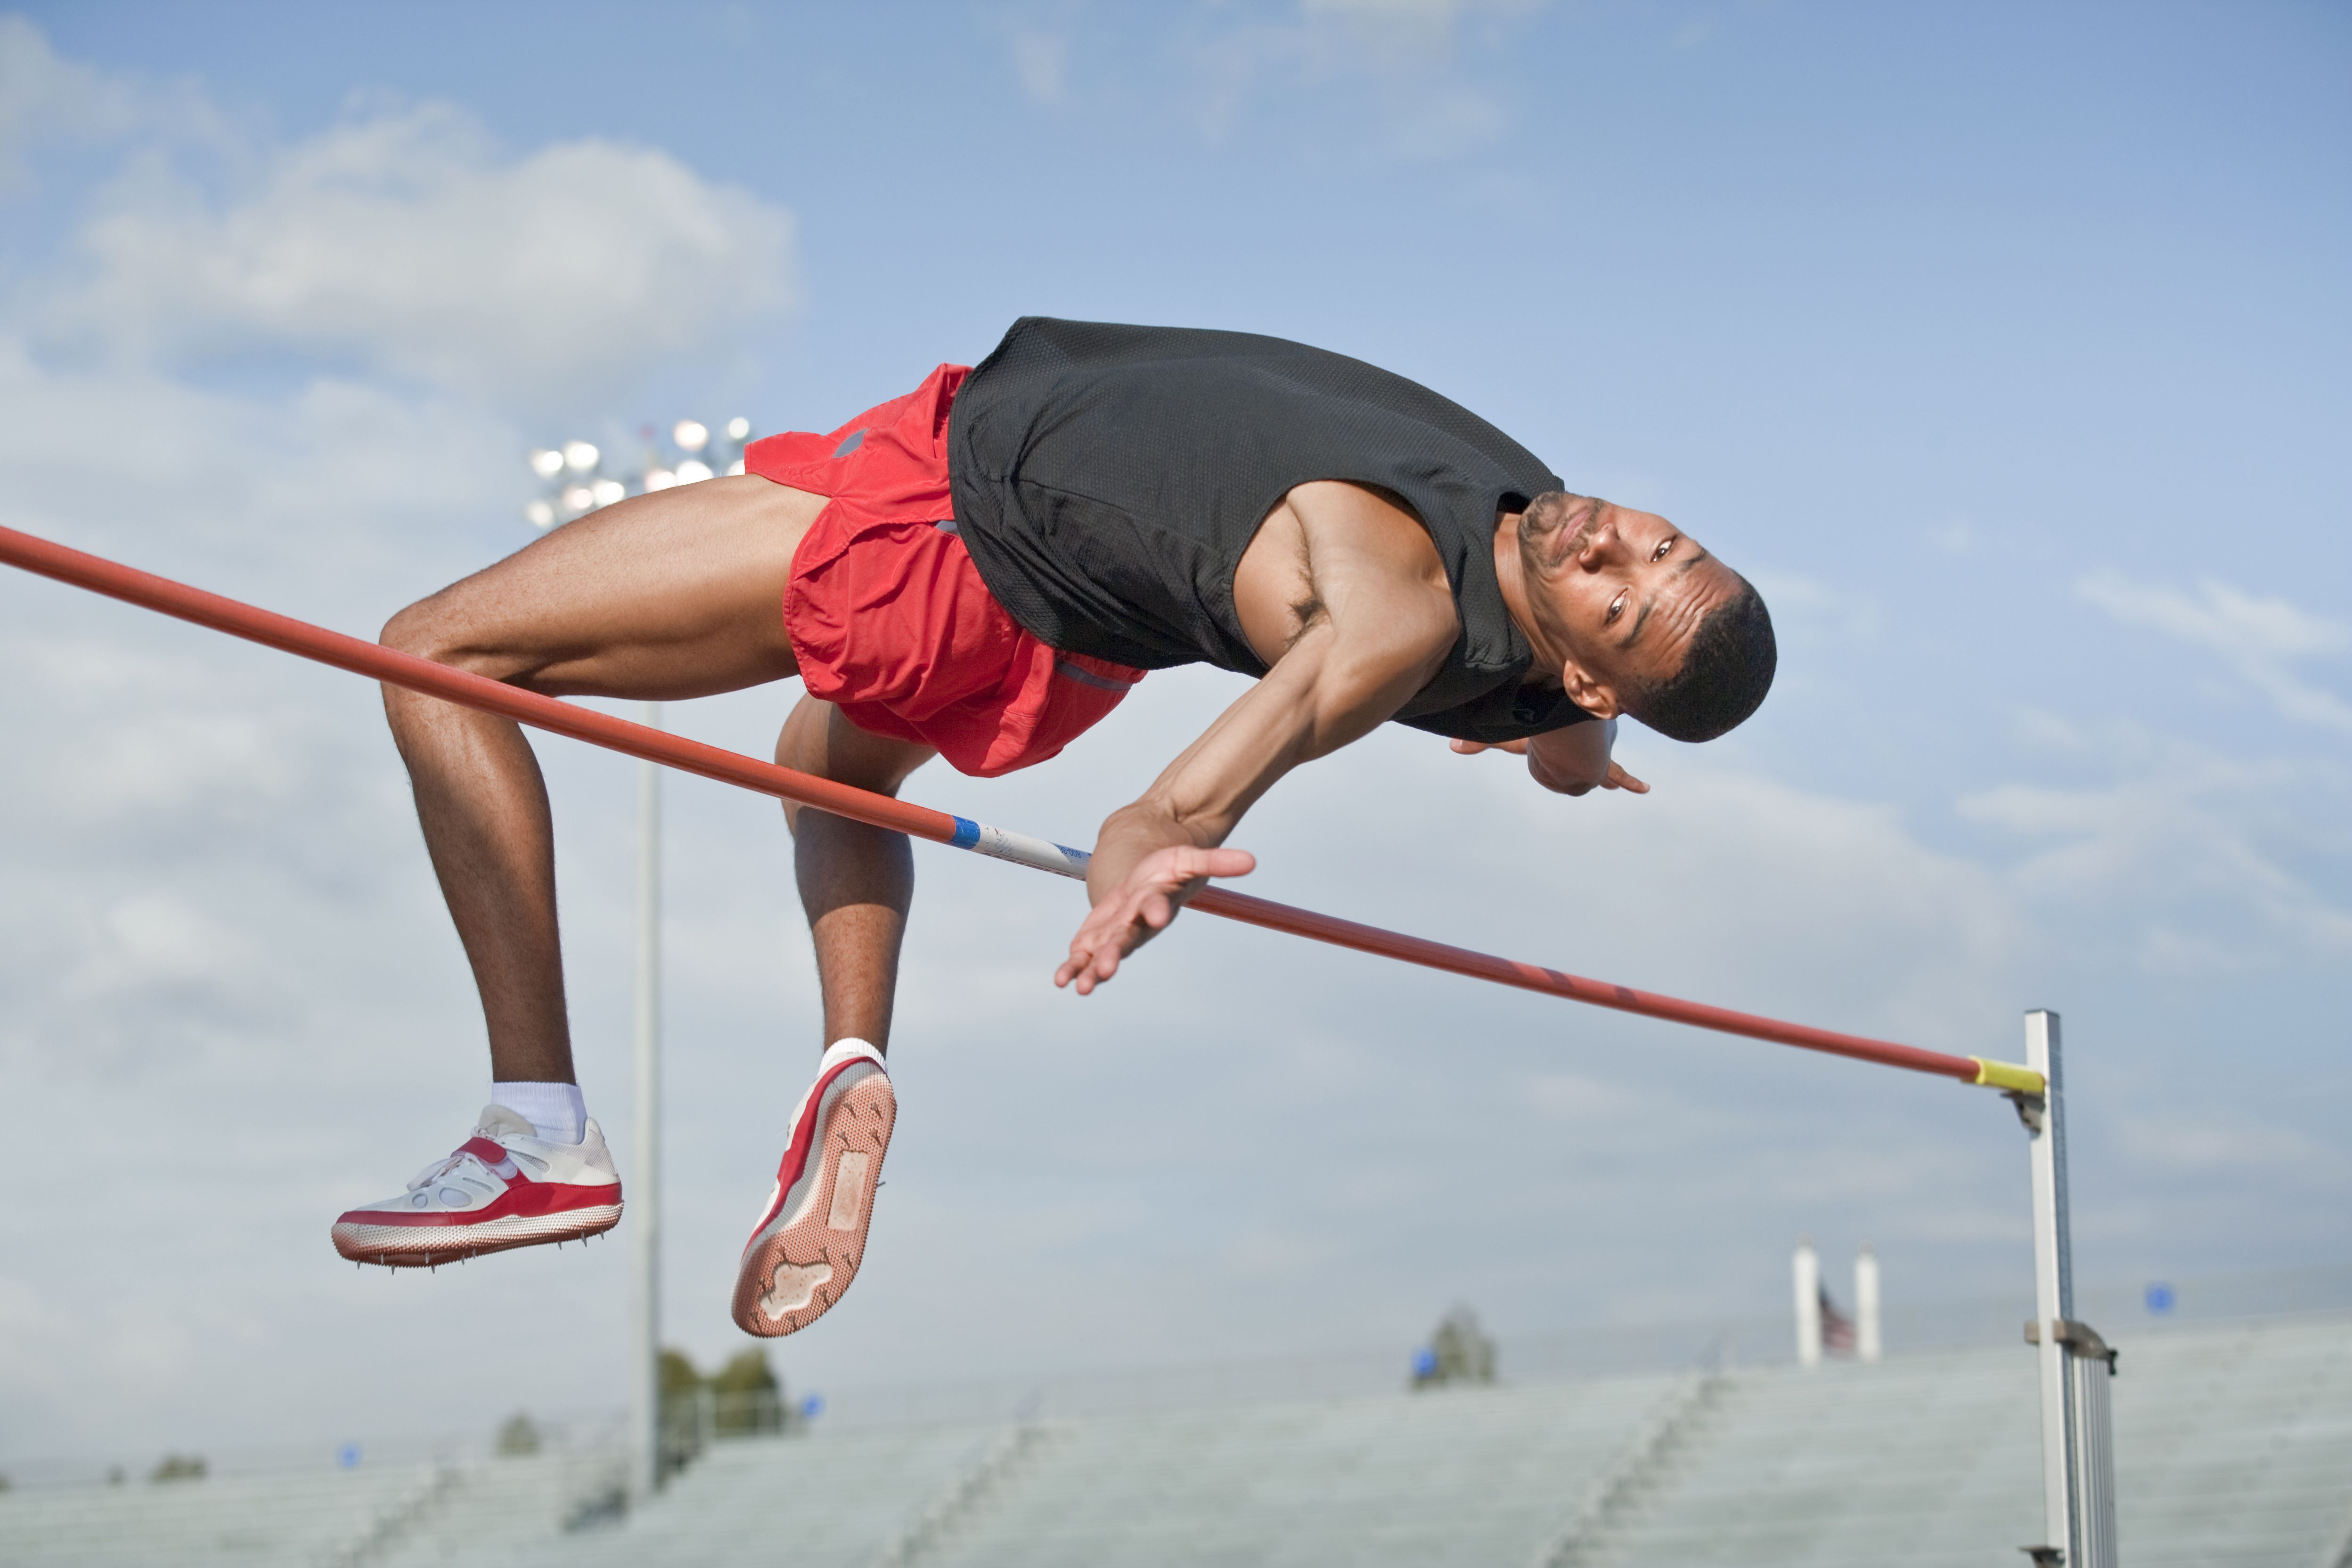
[1605,588,1628,624]
[1651,536,1676,563]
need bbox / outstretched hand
[1054,843,1257,996]
[1448,736,1650,797]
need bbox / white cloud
[0,15,156,188]
[2113,1107,2344,1182]
[73,891,260,996]
[2078,572,2352,733]
[1671,17,1718,50]
[1190,0,1540,158]
[1012,31,1072,105]
[1960,721,2352,967]
[18,86,795,415]
[1301,0,1540,45]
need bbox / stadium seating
[547,1422,1012,1568]
[2108,1315,2352,1566]
[918,1371,1686,1567]
[0,1460,453,1568]
[6,1311,2350,1567]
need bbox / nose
[1570,517,1627,570]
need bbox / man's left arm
[1449,717,1650,796]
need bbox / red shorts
[746,364,1144,779]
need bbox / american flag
[1821,1286,1857,1356]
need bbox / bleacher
[2109,1315,2352,1566]
[6,1312,2349,1567]
[0,1460,445,1568]
[549,1422,1013,1568]
[1574,1348,2044,1564]
[918,1371,1687,1567]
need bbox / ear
[1560,659,1622,720]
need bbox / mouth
[1545,496,1605,567]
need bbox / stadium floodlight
[510,408,762,1509]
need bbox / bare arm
[1054,483,1457,994]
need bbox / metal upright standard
[2017,1009,2119,1568]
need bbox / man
[332,318,1775,1338]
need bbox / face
[1517,494,1740,719]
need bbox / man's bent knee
[777,699,935,817]
[380,591,538,686]
[380,598,445,660]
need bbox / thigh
[388,476,826,701]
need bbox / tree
[496,1412,542,1456]
[1411,1307,1497,1390]
[710,1348,784,1436]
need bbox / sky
[0,0,2346,1471]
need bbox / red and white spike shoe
[332,1107,623,1268]
[732,1039,896,1337]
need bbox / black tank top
[946,318,1593,744]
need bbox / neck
[1492,510,1568,682]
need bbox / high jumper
[333,317,1778,1336]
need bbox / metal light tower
[521,416,753,1504]
[629,708,661,1505]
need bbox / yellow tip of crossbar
[1972,1057,2046,1095]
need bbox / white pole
[2023,1009,2117,1568]
[628,703,663,1505]
[1855,1244,1881,1364]
[2026,1010,2072,1558]
[1793,1236,1822,1369]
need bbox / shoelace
[406,1146,489,1192]
[405,1124,509,1192]
[404,1129,553,1192]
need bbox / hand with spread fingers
[1055,843,1258,995]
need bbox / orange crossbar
[0,523,2026,1092]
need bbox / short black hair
[1633,579,1776,743]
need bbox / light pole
[521,416,753,1504]
[629,708,661,1506]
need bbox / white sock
[491,1081,587,1144]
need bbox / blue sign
[1412,1347,1439,1379]
[337,1444,361,1469]
[800,1393,825,1420]
[2145,1282,2176,1314]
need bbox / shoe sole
[332,1203,622,1268]
[731,1070,896,1337]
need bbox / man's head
[1513,492,1775,742]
